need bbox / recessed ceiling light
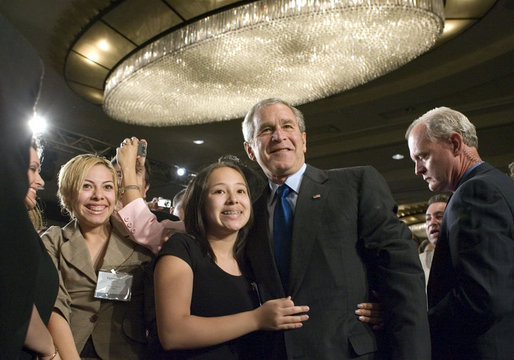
[85,50,99,62]
[392,154,404,160]
[176,167,186,176]
[97,39,110,51]
[193,140,204,145]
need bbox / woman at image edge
[154,159,309,359]
[22,140,60,360]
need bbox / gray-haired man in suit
[243,98,431,360]
[406,107,514,360]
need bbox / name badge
[95,270,133,302]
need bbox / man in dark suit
[406,106,514,360]
[242,98,431,360]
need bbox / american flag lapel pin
[312,194,321,199]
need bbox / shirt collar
[457,161,484,188]
[268,163,307,197]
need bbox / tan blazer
[42,217,154,359]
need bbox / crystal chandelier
[103,0,444,126]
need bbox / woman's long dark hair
[182,157,254,267]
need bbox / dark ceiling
[1,0,513,230]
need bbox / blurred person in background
[171,188,186,221]
[420,193,449,286]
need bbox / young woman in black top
[155,158,309,359]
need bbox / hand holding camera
[117,137,146,167]
[148,197,172,210]
[116,137,148,199]
[157,197,172,208]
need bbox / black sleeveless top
[156,233,267,360]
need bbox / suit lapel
[288,165,328,296]
[61,220,97,283]
[100,217,137,271]
[60,217,137,282]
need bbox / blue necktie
[273,184,293,289]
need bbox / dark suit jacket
[246,165,431,360]
[428,162,514,360]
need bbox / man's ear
[449,132,463,155]
[244,141,256,161]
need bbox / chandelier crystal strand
[104,0,444,126]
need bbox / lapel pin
[312,194,321,199]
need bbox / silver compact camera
[137,141,147,157]
[157,197,172,208]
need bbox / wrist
[251,307,262,331]
[122,173,139,184]
[120,185,140,195]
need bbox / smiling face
[408,123,459,192]
[204,167,251,239]
[25,147,45,210]
[425,201,447,246]
[245,103,306,184]
[72,164,116,232]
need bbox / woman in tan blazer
[42,154,153,359]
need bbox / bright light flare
[28,114,47,135]
[97,39,110,51]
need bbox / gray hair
[405,107,478,148]
[242,98,306,143]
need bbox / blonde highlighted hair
[57,154,118,218]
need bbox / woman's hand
[116,137,148,202]
[157,220,186,251]
[355,302,384,330]
[254,297,309,331]
[116,137,138,173]
[147,197,163,211]
[38,347,61,360]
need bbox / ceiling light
[193,140,205,145]
[97,39,110,51]
[392,154,405,160]
[104,0,444,126]
[85,50,99,62]
[176,167,186,177]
